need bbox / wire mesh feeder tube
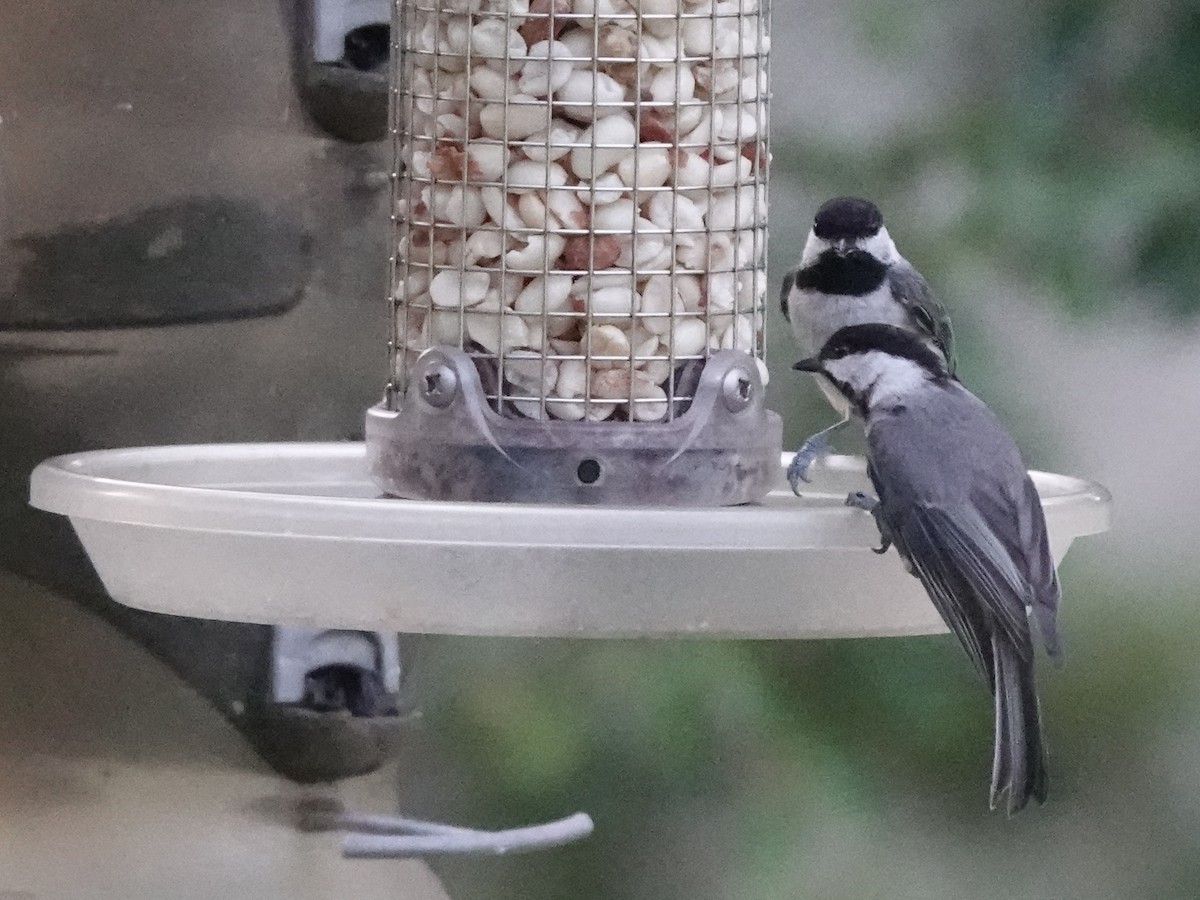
[370,0,780,505]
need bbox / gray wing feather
[966,475,1062,660]
[915,505,1033,658]
[887,261,955,373]
[899,510,994,683]
[868,452,995,682]
[890,504,1033,675]
[1017,477,1062,659]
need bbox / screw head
[418,362,458,409]
[722,368,754,412]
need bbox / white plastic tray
[28,443,1111,637]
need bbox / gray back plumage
[886,260,956,375]
[865,382,1061,663]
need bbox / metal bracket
[366,348,782,506]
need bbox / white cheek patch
[821,356,872,398]
[821,356,860,389]
[823,351,929,400]
[859,227,897,263]
[799,231,831,267]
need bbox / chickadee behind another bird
[795,323,1061,815]
[782,197,954,489]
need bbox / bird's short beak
[832,239,851,256]
[792,357,821,373]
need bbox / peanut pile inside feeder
[394,0,769,422]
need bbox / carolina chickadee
[782,197,954,490]
[794,323,1060,815]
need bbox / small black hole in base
[576,458,602,485]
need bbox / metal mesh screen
[388,0,770,423]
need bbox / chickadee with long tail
[794,323,1060,815]
[781,197,954,491]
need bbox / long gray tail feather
[990,636,1049,815]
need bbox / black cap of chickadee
[804,323,1062,815]
[812,196,885,245]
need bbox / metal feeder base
[365,348,782,506]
